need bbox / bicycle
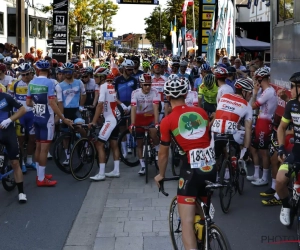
[69,124,110,181]
[132,125,159,184]
[217,134,246,213]
[159,177,231,250]
[0,144,16,191]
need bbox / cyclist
[9,63,36,173]
[194,63,211,92]
[56,67,65,83]
[276,72,300,226]
[177,60,194,88]
[129,73,160,175]
[198,74,218,115]
[55,62,87,165]
[142,60,151,74]
[80,68,97,111]
[89,73,123,181]
[3,56,16,78]
[131,56,144,82]
[26,60,73,187]
[215,67,234,103]
[154,77,216,250]
[93,67,111,107]
[248,67,277,186]
[183,78,199,107]
[24,53,35,65]
[0,63,14,90]
[170,58,180,74]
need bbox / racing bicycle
[0,144,16,191]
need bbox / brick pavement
[93,162,177,250]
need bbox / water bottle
[0,154,4,168]
[194,215,205,241]
[231,156,237,170]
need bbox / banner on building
[52,0,69,63]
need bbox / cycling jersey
[194,78,202,92]
[84,78,97,106]
[185,90,198,107]
[0,75,14,89]
[211,93,252,134]
[177,72,193,86]
[0,83,6,93]
[152,75,167,101]
[281,99,300,161]
[27,76,55,142]
[216,84,234,103]
[0,92,22,126]
[114,76,138,106]
[132,70,144,83]
[198,83,218,104]
[56,79,86,108]
[9,80,33,112]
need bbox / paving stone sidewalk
[93,162,178,250]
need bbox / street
[0,155,296,250]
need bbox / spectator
[229,56,237,66]
[249,64,259,79]
[218,48,227,64]
[215,48,221,65]
[222,56,229,65]
[226,66,237,90]
[233,58,246,71]
[30,46,36,57]
[3,43,11,57]
[35,48,43,62]
[11,45,19,59]
[254,55,267,69]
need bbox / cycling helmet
[153,60,162,66]
[18,58,25,65]
[62,62,75,70]
[203,74,215,89]
[121,59,134,69]
[86,66,94,74]
[0,63,6,72]
[181,77,191,90]
[131,56,140,62]
[56,67,64,74]
[139,73,152,84]
[0,54,4,61]
[142,61,151,68]
[163,59,169,66]
[234,77,254,92]
[18,63,31,73]
[94,67,110,76]
[200,63,211,72]
[107,73,115,80]
[168,74,179,81]
[52,59,58,67]
[100,63,109,68]
[74,64,80,71]
[77,62,83,68]
[6,70,14,77]
[196,56,205,63]
[36,60,51,70]
[70,57,79,64]
[179,60,188,67]
[254,67,270,79]
[214,67,228,79]
[24,53,34,61]
[80,68,88,76]
[289,72,300,84]
[164,78,188,98]
[171,55,180,62]
[3,56,12,65]
[171,61,180,67]
[58,62,64,67]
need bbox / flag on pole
[174,15,176,32]
[170,22,173,36]
[178,28,182,56]
[188,0,194,6]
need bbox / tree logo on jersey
[178,112,207,139]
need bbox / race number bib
[189,146,216,169]
[211,119,222,133]
[224,121,237,134]
[33,104,46,117]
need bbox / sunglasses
[126,69,133,71]
[153,65,161,70]
[81,75,89,78]
[21,72,31,77]
[63,70,73,74]
[143,84,151,87]
[133,61,139,64]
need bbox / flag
[247,0,251,9]
[188,0,194,6]
[182,0,188,13]
[174,16,176,32]
[177,29,182,56]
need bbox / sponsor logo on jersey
[101,122,111,136]
[294,126,300,132]
[222,104,235,111]
[178,112,207,139]
[200,165,212,172]
[0,98,8,109]
[292,113,300,126]
[127,81,134,87]
[184,197,195,203]
[29,84,48,94]
[178,178,184,189]
[259,131,265,148]
[220,98,242,107]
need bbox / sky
[35,0,168,37]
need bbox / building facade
[249,0,270,22]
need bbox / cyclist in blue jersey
[114,59,138,158]
[55,62,86,165]
[177,60,194,88]
[0,92,26,202]
[26,60,73,187]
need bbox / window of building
[278,0,294,22]
[7,14,16,36]
[29,16,37,37]
[0,12,3,35]
[37,19,45,39]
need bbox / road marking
[25,221,30,229]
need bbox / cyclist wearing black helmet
[131,56,143,84]
[276,72,300,226]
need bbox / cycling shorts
[62,108,82,128]
[251,118,272,149]
[98,114,119,142]
[177,156,216,205]
[34,115,55,143]
[214,133,240,158]
[135,114,155,139]
[16,111,35,136]
[0,126,20,160]
[203,101,216,115]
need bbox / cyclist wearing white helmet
[214,67,234,103]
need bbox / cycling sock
[65,149,70,160]
[99,163,105,175]
[271,178,276,190]
[113,160,120,173]
[139,159,145,169]
[38,166,45,181]
[121,141,127,154]
[262,169,269,181]
[26,155,33,165]
[281,197,290,208]
[274,193,280,200]
[16,182,24,194]
[254,165,260,178]
[36,162,39,176]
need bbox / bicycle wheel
[206,224,232,250]
[171,144,181,176]
[144,138,149,184]
[70,138,96,181]
[236,165,244,195]
[117,129,139,167]
[169,196,184,250]
[1,165,16,191]
[53,132,72,174]
[219,159,233,213]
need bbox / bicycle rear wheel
[206,224,232,250]
[70,138,95,181]
[118,129,139,167]
[53,132,72,174]
[169,196,184,250]
[1,165,16,191]
[219,159,233,213]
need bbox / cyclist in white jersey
[248,67,278,186]
[129,73,160,175]
[214,67,234,103]
[89,73,123,181]
[182,78,198,107]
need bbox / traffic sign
[114,40,121,46]
[155,42,164,48]
[103,32,113,40]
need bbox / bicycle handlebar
[158,177,180,196]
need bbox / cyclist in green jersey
[198,74,218,114]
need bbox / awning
[236,36,270,52]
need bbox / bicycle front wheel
[53,132,72,174]
[219,159,233,213]
[169,196,184,250]
[70,138,95,181]
[1,165,16,191]
[206,224,232,250]
[118,129,139,167]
